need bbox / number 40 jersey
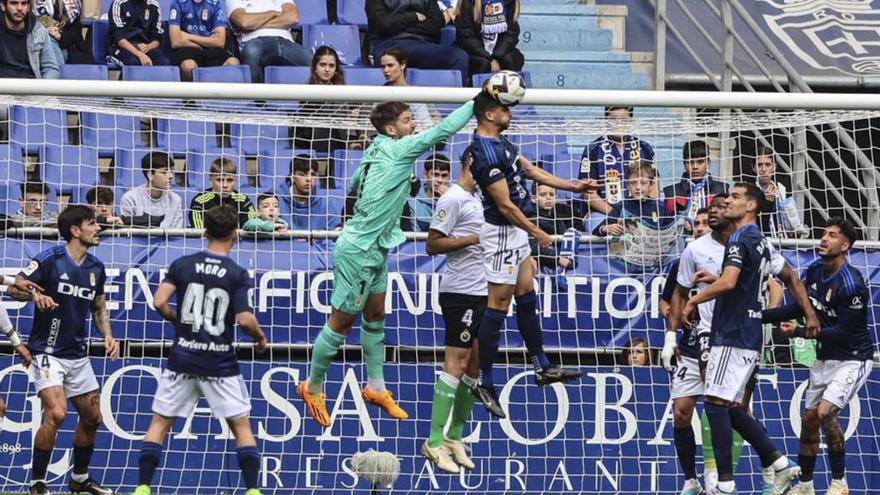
[163,251,251,377]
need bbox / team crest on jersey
[169,8,177,19]
[759,0,880,75]
[90,272,96,286]
[23,260,38,276]
[202,8,209,20]
[144,9,150,20]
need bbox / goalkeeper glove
[661,331,677,372]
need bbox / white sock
[772,456,790,471]
[762,466,775,483]
[438,371,460,390]
[718,480,735,493]
[831,478,847,487]
[367,377,385,393]
[704,468,718,490]
[71,472,88,483]
[683,478,700,489]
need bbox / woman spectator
[622,338,651,366]
[293,46,365,154]
[32,0,92,63]
[454,0,523,79]
[379,46,438,129]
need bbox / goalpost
[0,80,878,495]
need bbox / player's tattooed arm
[152,281,179,324]
[92,295,119,360]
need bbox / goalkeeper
[298,96,477,427]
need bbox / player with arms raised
[682,183,819,495]
[467,92,597,417]
[134,205,267,495]
[298,96,477,427]
[762,218,872,495]
[7,205,119,495]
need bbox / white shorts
[704,346,759,404]
[671,356,704,400]
[152,369,251,419]
[804,360,873,410]
[481,223,531,285]
[30,354,99,398]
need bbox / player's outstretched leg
[672,397,702,495]
[727,406,800,495]
[513,290,582,387]
[300,318,349,427]
[445,372,478,469]
[69,391,114,495]
[359,295,408,421]
[701,410,746,492]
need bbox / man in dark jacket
[454,0,523,78]
[663,140,729,221]
[366,0,468,84]
[107,0,170,66]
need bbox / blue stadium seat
[186,150,249,190]
[330,149,363,191]
[440,25,456,46]
[256,149,315,190]
[337,0,367,28]
[471,71,533,88]
[407,69,462,87]
[541,152,579,181]
[90,20,111,66]
[122,65,181,82]
[344,67,386,86]
[42,145,100,193]
[10,106,67,154]
[296,0,329,25]
[0,144,26,183]
[303,25,362,66]
[61,64,109,80]
[193,65,252,83]
[230,124,292,157]
[156,119,217,154]
[265,66,311,85]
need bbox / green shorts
[330,239,389,315]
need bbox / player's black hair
[20,181,49,197]
[604,106,633,118]
[291,155,318,175]
[712,192,729,201]
[460,148,473,172]
[256,193,277,207]
[733,181,765,211]
[141,151,175,179]
[473,91,505,122]
[204,204,238,240]
[755,144,774,159]
[86,186,114,206]
[682,140,709,161]
[695,207,710,217]
[424,153,451,172]
[826,216,858,248]
[370,101,412,135]
[58,204,96,242]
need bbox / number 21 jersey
[163,251,251,377]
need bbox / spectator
[243,192,289,232]
[593,161,680,270]
[0,0,63,78]
[226,0,310,84]
[622,337,651,366]
[274,155,341,231]
[454,0,523,78]
[294,46,365,154]
[753,145,808,239]
[8,181,55,227]
[107,0,169,66]
[380,46,438,129]
[529,182,578,272]
[579,106,655,216]
[366,0,469,84]
[409,153,450,232]
[86,186,164,228]
[168,0,238,81]
[662,140,728,220]
[190,157,256,227]
[119,151,185,228]
[32,0,92,63]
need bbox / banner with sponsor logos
[0,359,878,494]
[1,239,878,351]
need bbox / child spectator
[226,0,310,83]
[0,0,63,78]
[120,152,185,228]
[753,145,808,239]
[662,140,728,220]
[87,186,164,228]
[380,46,438,129]
[8,181,55,228]
[107,0,169,66]
[530,182,578,272]
[274,155,341,231]
[454,0,523,78]
[243,192,289,232]
[168,0,238,81]
[366,0,468,84]
[33,0,93,64]
[622,337,651,366]
[409,153,450,232]
[189,157,256,227]
[594,161,681,270]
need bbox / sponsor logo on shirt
[60,273,70,280]
[850,296,864,310]
[58,282,96,301]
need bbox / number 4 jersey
[163,251,251,377]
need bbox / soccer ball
[485,70,526,106]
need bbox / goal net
[0,83,878,495]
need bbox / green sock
[732,430,744,472]
[447,375,477,442]
[361,320,386,388]
[308,325,346,393]
[427,373,459,448]
[701,410,716,470]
